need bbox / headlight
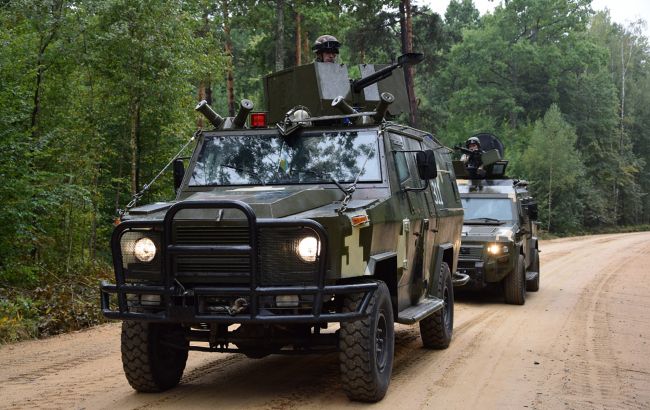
[297,236,319,262]
[487,244,509,255]
[134,237,157,262]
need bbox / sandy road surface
[1,232,649,409]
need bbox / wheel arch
[365,251,398,313]
[432,243,454,295]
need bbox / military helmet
[312,35,341,54]
[466,136,481,148]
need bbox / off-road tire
[419,262,454,349]
[526,249,540,292]
[504,255,526,305]
[339,281,394,402]
[121,321,189,392]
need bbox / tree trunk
[275,0,285,71]
[223,0,235,116]
[129,98,140,195]
[295,12,302,66]
[197,10,212,127]
[400,0,417,127]
[31,61,44,139]
[303,30,310,63]
[30,1,64,139]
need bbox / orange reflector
[250,112,267,128]
[351,215,369,226]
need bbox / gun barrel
[233,99,254,128]
[195,100,224,128]
[352,63,399,93]
[373,92,395,123]
[351,52,424,93]
[331,96,356,115]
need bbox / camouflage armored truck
[453,133,540,305]
[101,54,464,402]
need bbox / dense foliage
[1,0,648,341]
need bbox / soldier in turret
[461,136,486,178]
[312,34,341,63]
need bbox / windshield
[189,130,381,186]
[461,197,515,222]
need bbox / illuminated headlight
[487,244,509,255]
[297,236,319,262]
[134,237,157,262]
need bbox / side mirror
[528,203,539,220]
[173,158,185,193]
[416,150,437,180]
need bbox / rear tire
[419,262,454,349]
[526,249,540,292]
[121,321,188,392]
[504,255,526,305]
[339,281,395,402]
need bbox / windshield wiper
[464,217,504,224]
[220,164,265,185]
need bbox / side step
[452,271,470,287]
[396,297,444,325]
[526,271,539,282]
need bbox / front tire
[419,262,454,349]
[121,321,188,392]
[339,281,395,402]
[504,255,526,305]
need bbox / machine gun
[351,53,424,93]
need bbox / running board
[526,271,539,282]
[452,271,470,287]
[396,297,444,325]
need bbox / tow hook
[227,298,248,316]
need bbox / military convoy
[453,133,540,304]
[101,54,467,402]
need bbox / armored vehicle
[454,133,540,305]
[101,54,464,402]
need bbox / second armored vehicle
[454,133,540,304]
[101,54,465,401]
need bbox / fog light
[275,295,300,308]
[141,294,161,306]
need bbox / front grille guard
[101,200,377,323]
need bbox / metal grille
[258,227,320,286]
[172,223,251,284]
[174,224,249,244]
[170,223,319,286]
[459,245,483,260]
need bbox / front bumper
[101,200,377,324]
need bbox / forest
[1,0,648,341]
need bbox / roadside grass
[0,261,112,344]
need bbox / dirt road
[1,232,649,409]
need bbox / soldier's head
[466,136,481,151]
[313,35,340,63]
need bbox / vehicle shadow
[454,284,507,305]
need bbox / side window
[390,134,410,184]
[395,151,409,183]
